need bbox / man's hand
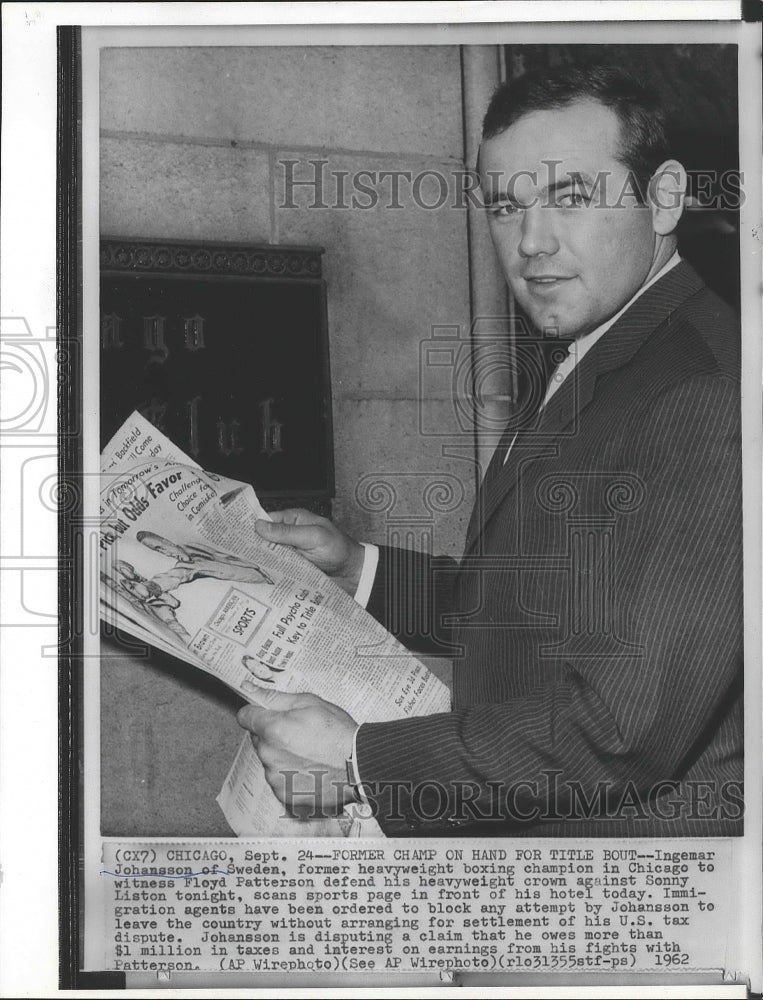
[256,509,365,595]
[237,690,358,818]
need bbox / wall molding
[100,238,324,280]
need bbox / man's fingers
[261,759,345,816]
[263,508,306,524]
[250,689,319,712]
[237,691,322,730]
[255,519,324,551]
[237,704,273,735]
[261,765,312,813]
[260,508,321,526]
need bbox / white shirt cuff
[353,542,379,608]
[351,724,369,804]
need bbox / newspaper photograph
[0,4,761,997]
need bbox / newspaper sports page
[100,413,450,836]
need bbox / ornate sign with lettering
[100,239,334,504]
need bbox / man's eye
[557,190,591,208]
[487,203,521,218]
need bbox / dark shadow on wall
[100,627,244,836]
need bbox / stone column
[460,46,512,484]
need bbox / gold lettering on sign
[143,315,169,363]
[186,395,202,458]
[101,313,124,351]
[183,314,206,351]
[259,397,284,457]
[217,417,245,457]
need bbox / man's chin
[526,313,573,339]
[521,307,592,340]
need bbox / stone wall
[101,45,477,554]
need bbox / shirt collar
[568,251,683,362]
[540,251,683,410]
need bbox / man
[237,66,743,836]
[136,531,274,589]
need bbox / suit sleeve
[355,374,743,834]
[365,545,462,657]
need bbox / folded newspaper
[100,413,450,838]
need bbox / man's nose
[518,205,560,258]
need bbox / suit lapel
[465,262,706,553]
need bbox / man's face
[480,100,658,339]
[122,578,150,601]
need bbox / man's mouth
[524,275,576,292]
[525,275,574,284]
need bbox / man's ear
[648,159,687,235]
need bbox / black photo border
[58,24,123,991]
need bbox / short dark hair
[482,64,671,202]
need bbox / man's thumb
[251,688,304,710]
[256,518,318,551]
[256,519,291,541]
[240,689,318,718]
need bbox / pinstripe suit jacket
[358,261,743,837]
